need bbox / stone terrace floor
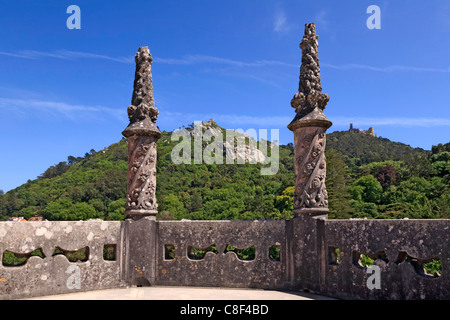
[23,286,335,300]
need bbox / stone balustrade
[0,220,124,299]
[1,217,448,299]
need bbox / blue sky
[0,0,449,192]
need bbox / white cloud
[322,63,450,73]
[3,48,448,74]
[0,49,296,73]
[55,50,134,63]
[0,49,295,68]
[0,49,133,64]
[314,10,330,30]
[160,111,450,129]
[3,96,448,130]
[155,54,296,86]
[273,8,290,33]
[0,97,124,121]
[436,2,450,30]
[161,110,290,127]
[330,116,450,127]
[155,54,296,68]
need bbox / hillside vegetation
[0,124,448,221]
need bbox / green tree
[350,200,378,218]
[275,186,294,213]
[161,194,187,219]
[326,149,352,219]
[4,190,24,217]
[43,199,99,220]
[188,189,203,213]
[430,151,450,177]
[106,198,126,220]
[38,161,70,179]
[349,175,383,204]
[375,165,397,188]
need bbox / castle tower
[122,47,161,219]
[288,23,332,215]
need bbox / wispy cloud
[314,10,330,30]
[0,49,294,68]
[330,116,450,127]
[322,63,450,73]
[3,96,448,130]
[55,50,133,63]
[2,48,448,74]
[0,49,133,64]
[0,97,124,121]
[436,2,450,30]
[161,110,290,127]
[161,111,450,129]
[155,54,296,68]
[273,8,291,33]
[155,55,296,87]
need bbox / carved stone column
[288,23,332,215]
[122,46,161,219]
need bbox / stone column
[120,46,161,286]
[285,24,332,293]
[122,46,161,220]
[288,23,332,215]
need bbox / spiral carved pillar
[291,125,330,214]
[122,46,161,219]
[124,134,159,217]
[288,23,332,215]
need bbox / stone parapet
[0,220,124,299]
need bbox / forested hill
[327,131,428,167]
[0,123,448,221]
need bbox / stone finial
[123,46,161,138]
[288,23,331,131]
[288,23,332,214]
[123,46,161,219]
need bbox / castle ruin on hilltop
[349,123,376,137]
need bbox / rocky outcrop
[189,119,266,164]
